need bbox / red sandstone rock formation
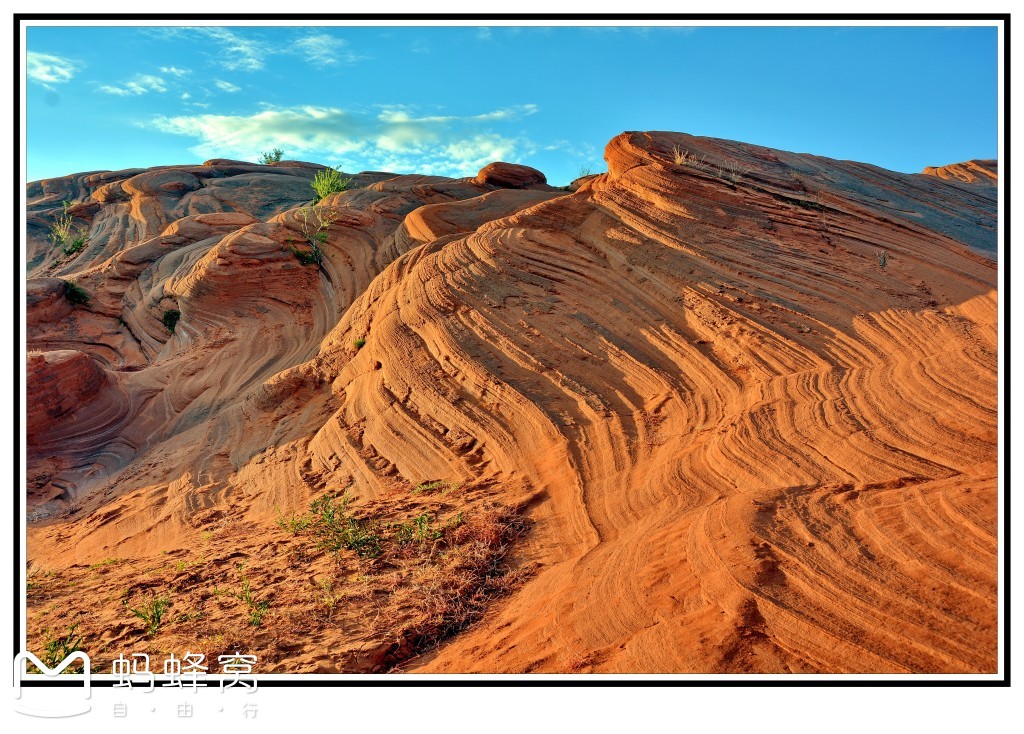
[25,137,997,674]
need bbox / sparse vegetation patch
[259,148,284,165]
[311,167,350,203]
[36,624,85,673]
[162,309,181,334]
[292,205,339,266]
[277,489,532,669]
[128,593,171,637]
[61,280,90,305]
[48,201,89,256]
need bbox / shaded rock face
[25,137,998,675]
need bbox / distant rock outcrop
[922,159,997,184]
[473,161,549,188]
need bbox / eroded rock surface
[25,136,998,674]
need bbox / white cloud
[160,66,191,76]
[193,27,267,71]
[136,75,167,92]
[27,51,79,89]
[147,103,540,176]
[214,79,241,93]
[98,85,136,96]
[294,33,364,66]
[181,92,191,100]
[98,74,167,96]
[476,27,493,41]
[443,135,520,170]
[153,27,367,73]
[376,104,537,125]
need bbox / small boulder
[474,162,547,189]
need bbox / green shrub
[276,509,310,534]
[48,201,89,256]
[40,624,85,673]
[290,246,322,266]
[293,205,338,265]
[307,495,383,558]
[353,337,366,350]
[411,480,443,495]
[162,309,181,333]
[392,513,445,546]
[236,571,270,628]
[259,147,284,165]
[128,594,171,637]
[311,167,350,203]
[62,280,89,305]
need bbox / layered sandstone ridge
[26,132,998,674]
[921,159,997,185]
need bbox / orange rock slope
[25,132,998,674]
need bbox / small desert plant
[237,572,270,627]
[672,145,694,166]
[392,513,444,546]
[307,494,383,558]
[128,594,171,637]
[722,161,752,184]
[293,205,339,266]
[292,248,322,266]
[39,624,85,673]
[48,201,89,256]
[259,147,284,165]
[577,164,594,178]
[311,167,350,203]
[314,578,340,618]
[275,508,310,534]
[162,309,181,334]
[61,280,90,305]
[88,557,121,572]
[411,480,444,495]
[877,250,889,270]
[353,337,366,350]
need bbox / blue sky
[25,24,998,185]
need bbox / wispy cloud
[27,51,80,89]
[214,79,241,93]
[294,33,364,66]
[147,103,539,176]
[160,27,269,71]
[98,74,168,96]
[152,27,367,74]
[160,66,191,76]
[376,104,538,125]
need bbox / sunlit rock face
[25,134,997,674]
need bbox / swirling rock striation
[25,138,997,674]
